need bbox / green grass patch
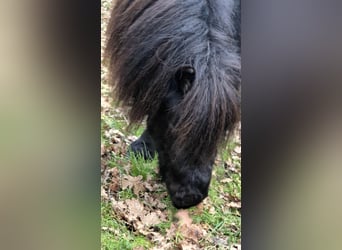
[155,221,172,235]
[117,188,136,200]
[129,153,158,180]
[133,126,145,137]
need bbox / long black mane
[105,0,241,163]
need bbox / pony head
[105,0,241,208]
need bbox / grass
[129,153,158,180]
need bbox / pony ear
[175,66,196,95]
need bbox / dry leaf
[141,212,161,226]
[176,210,192,226]
[109,182,120,192]
[122,175,141,189]
[174,210,205,246]
[234,146,241,154]
[212,237,228,247]
[122,175,145,195]
[221,178,233,183]
[125,199,144,220]
[228,201,241,209]
[101,144,106,155]
[133,183,145,196]
[180,223,203,244]
[178,242,199,250]
[101,186,108,199]
[230,244,241,250]
[133,247,144,250]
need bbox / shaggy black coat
[105,0,241,208]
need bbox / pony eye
[175,66,196,95]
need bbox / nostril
[184,194,197,204]
[172,191,204,209]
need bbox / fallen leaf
[175,210,192,226]
[230,244,241,250]
[133,247,144,250]
[208,206,216,214]
[212,236,228,247]
[122,175,145,195]
[141,212,161,226]
[178,242,199,250]
[125,198,145,221]
[221,178,233,183]
[101,186,108,199]
[228,201,241,209]
[234,146,241,155]
[101,144,106,155]
[101,227,119,235]
[109,182,120,192]
[174,210,205,246]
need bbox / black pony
[105,0,241,209]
